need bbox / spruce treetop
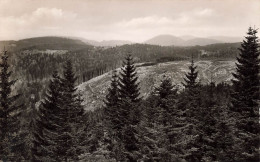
[105,70,119,107]
[118,54,140,102]
[183,55,198,90]
[231,27,259,112]
[155,75,176,99]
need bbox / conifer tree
[105,70,119,108]
[32,70,62,161]
[118,54,142,130]
[103,70,122,159]
[182,55,198,90]
[21,94,39,160]
[116,54,142,160]
[33,61,85,162]
[58,60,84,161]
[0,50,23,161]
[154,77,192,161]
[118,54,140,102]
[180,55,203,161]
[154,76,177,125]
[61,60,84,123]
[231,27,259,113]
[230,27,259,161]
[181,54,201,115]
[155,76,177,99]
[104,70,120,130]
[214,107,236,162]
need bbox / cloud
[0,0,259,41]
[32,7,77,19]
[33,8,63,18]
[196,8,214,17]
[0,7,77,39]
[115,15,194,30]
[117,16,173,27]
[115,8,216,30]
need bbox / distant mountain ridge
[74,37,133,47]
[144,34,241,46]
[0,35,242,51]
[144,35,185,46]
[0,36,92,52]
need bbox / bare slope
[77,60,236,111]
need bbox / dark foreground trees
[1,27,258,161]
[103,54,142,161]
[33,60,84,162]
[0,50,23,161]
[100,27,259,160]
[231,27,260,161]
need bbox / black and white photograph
[0,0,259,161]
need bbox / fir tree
[180,55,203,161]
[104,70,120,131]
[21,94,39,161]
[118,54,140,102]
[154,76,177,125]
[118,54,142,132]
[103,70,122,159]
[155,76,177,99]
[116,54,142,160]
[58,60,84,161]
[32,70,62,162]
[154,77,192,161]
[105,70,119,108]
[214,106,236,162]
[230,27,260,161]
[231,27,259,113]
[0,50,23,161]
[182,55,198,90]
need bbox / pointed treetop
[155,75,176,99]
[119,54,140,102]
[182,54,198,90]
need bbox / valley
[0,36,240,110]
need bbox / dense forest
[7,40,240,107]
[0,27,259,161]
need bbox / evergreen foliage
[0,50,23,161]
[57,60,85,161]
[32,70,62,161]
[231,27,260,161]
[32,61,85,161]
[1,27,258,162]
[102,54,142,161]
[104,70,120,132]
[118,54,141,102]
[103,70,122,159]
[182,55,198,90]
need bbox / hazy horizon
[0,0,259,42]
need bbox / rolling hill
[207,36,242,43]
[0,36,93,52]
[77,60,236,111]
[98,40,133,46]
[144,35,185,46]
[73,37,133,47]
[0,36,242,52]
[185,38,222,46]
[144,35,241,46]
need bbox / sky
[0,0,259,42]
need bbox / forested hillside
[0,27,259,162]
[0,37,240,108]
